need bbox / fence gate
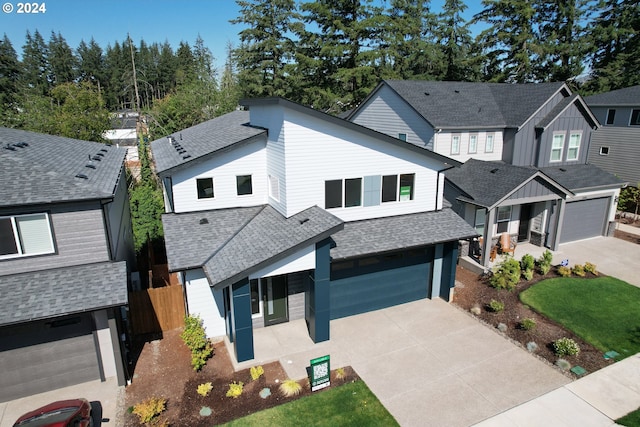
[128,285,185,335]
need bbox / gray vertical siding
[537,104,593,167]
[588,127,640,184]
[443,183,467,217]
[507,177,561,201]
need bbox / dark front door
[518,204,532,242]
[263,275,288,326]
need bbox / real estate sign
[310,355,330,391]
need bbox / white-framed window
[485,133,494,153]
[567,132,581,160]
[451,134,460,155]
[468,134,478,154]
[0,213,55,259]
[599,146,610,156]
[550,133,564,162]
[475,207,486,235]
[236,175,253,196]
[630,109,640,126]
[325,177,363,208]
[268,175,280,201]
[196,177,214,199]
[398,133,407,141]
[606,109,616,125]
[496,206,511,234]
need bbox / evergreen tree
[0,35,21,123]
[77,38,106,88]
[48,31,78,85]
[104,41,127,109]
[157,41,177,99]
[21,30,50,95]
[436,0,479,81]
[175,41,196,85]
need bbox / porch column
[431,243,444,298]
[306,238,331,343]
[230,278,254,362]
[482,208,497,267]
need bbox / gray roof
[379,80,566,129]
[541,164,625,191]
[150,110,267,175]
[162,205,344,288]
[584,85,640,107]
[0,127,126,207]
[330,209,478,260]
[0,261,128,326]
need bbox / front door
[263,275,288,326]
[518,204,532,242]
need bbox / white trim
[468,134,478,154]
[485,133,494,153]
[0,213,55,259]
[550,132,565,162]
[567,131,581,161]
[451,134,460,155]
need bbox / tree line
[0,0,638,141]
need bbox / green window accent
[399,174,415,201]
[363,175,381,207]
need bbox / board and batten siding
[0,202,110,276]
[433,131,503,162]
[104,171,134,266]
[506,176,563,202]
[349,84,435,149]
[281,108,444,221]
[588,127,640,184]
[185,269,227,339]
[171,140,268,213]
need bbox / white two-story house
[151,98,477,363]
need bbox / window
[398,133,407,141]
[474,208,486,235]
[236,175,253,196]
[550,133,564,162]
[599,146,610,156]
[606,109,616,125]
[630,109,640,126]
[497,206,511,234]
[468,134,478,154]
[196,178,214,199]
[451,135,460,155]
[250,279,260,315]
[399,174,415,201]
[325,180,342,209]
[0,213,55,258]
[345,178,362,207]
[485,134,494,153]
[382,175,398,202]
[567,132,581,160]
[268,175,279,201]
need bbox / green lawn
[520,276,640,359]
[221,380,399,427]
[618,407,640,427]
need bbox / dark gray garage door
[560,197,609,243]
[0,314,100,402]
[330,249,432,320]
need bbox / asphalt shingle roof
[151,110,267,175]
[584,85,640,106]
[541,164,625,191]
[330,208,478,260]
[0,127,126,207]
[383,80,566,129]
[0,261,128,326]
[162,205,344,287]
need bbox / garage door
[330,249,432,320]
[0,314,100,402]
[560,197,609,243]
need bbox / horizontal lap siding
[588,127,640,184]
[434,131,504,162]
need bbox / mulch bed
[122,330,359,426]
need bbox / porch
[459,241,555,274]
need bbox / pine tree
[21,30,50,95]
[0,35,21,123]
[48,31,78,85]
[436,0,479,81]
[77,38,105,88]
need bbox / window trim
[196,177,214,199]
[468,134,478,154]
[268,174,280,201]
[236,174,253,196]
[451,134,460,155]
[567,131,581,161]
[344,177,363,208]
[496,206,511,234]
[485,133,494,153]
[382,175,398,203]
[324,179,343,209]
[474,207,486,235]
[550,132,565,162]
[398,133,407,142]
[599,146,610,156]
[606,109,616,125]
[0,213,55,259]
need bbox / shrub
[488,299,505,313]
[132,397,166,425]
[497,322,507,332]
[538,250,553,274]
[572,264,586,277]
[197,382,213,397]
[555,358,571,371]
[250,365,264,381]
[539,262,552,275]
[470,305,481,315]
[335,367,346,380]
[279,379,302,397]
[226,381,244,398]
[557,266,572,277]
[520,318,537,331]
[584,262,598,275]
[522,268,534,281]
[490,257,521,290]
[181,315,214,371]
[553,337,580,357]
[526,341,539,353]
[521,254,535,272]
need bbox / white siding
[281,109,444,221]
[185,269,226,339]
[433,131,504,162]
[172,141,268,213]
[249,245,315,279]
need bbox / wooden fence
[128,285,185,335]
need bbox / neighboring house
[585,86,640,185]
[151,98,476,363]
[0,128,135,402]
[103,109,140,146]
[350,80,624,266]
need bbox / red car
[13,398,93,427]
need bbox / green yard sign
[400,185,411,201]
[310,355,330,391]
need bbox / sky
[0,0,482,70]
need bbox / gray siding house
[0,127,134,402]
[584,85,640,127]
[350,81,624,266]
